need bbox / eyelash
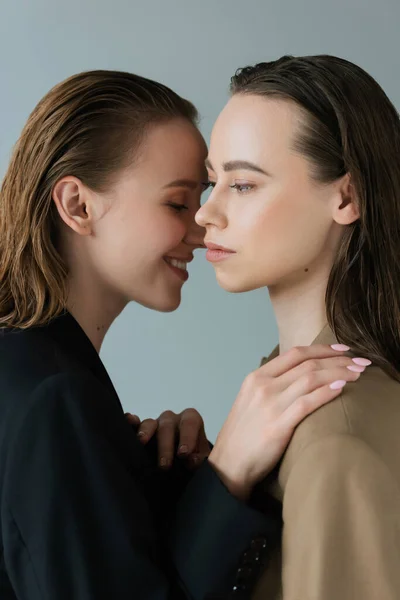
[202,181,255,194]
[168,203,189,212]
[229,183,254,194]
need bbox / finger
[196,430,212,457]
[177,409,204,456]
[185,453,208,470]
[281,382,348,430]
[261,343,352,378]
[158,411,178,469]
[189,418,212,457]
[125,413,141,427]
[183,426,211,469]
[277,355,368,390]
[137,418,158,444]
[281,365,363,411]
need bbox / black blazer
[0,312,280,599]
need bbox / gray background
[0,0,398,441]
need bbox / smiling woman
[52,116,208,318]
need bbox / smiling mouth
[164,257,189,281]
[164,257,188,271]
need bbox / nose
[194,204,207,229]
[195,189,228,230]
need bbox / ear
[332,173,360,225]
[52,176,95,236]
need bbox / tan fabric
[253,326,400,600]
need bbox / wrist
[208,448,252,502]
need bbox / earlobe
[334,174,360,226]
[52,177,92,236]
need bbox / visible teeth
[166,258,187,271]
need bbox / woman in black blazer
[0,70,358,599]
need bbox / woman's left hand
[125,408,211,470]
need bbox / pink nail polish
[352,357,372,367]
[330,380,347,390]
[347,365,365,373]
[331,344,350,351]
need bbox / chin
[130,284,183,312]
[150,292,182,313]
[215,272,261,294]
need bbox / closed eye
[168,203,189,212]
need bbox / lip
[164,255,194,263]
[163,256,191,282]
[204,241,236,263]
[205,242,235,253]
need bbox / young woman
[197,54,400,600]
[0,69,365,599]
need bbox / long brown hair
[231,55,400,380]
[0,70,197,329]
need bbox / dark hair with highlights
[231,55,400,380]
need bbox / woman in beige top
[197,54,400,600]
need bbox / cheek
[233,189,298,251]
[239,186,331,268]
[255,197,301,245]
[103,206,187,262]
[149,212,188,253]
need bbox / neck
[269,271,329,355]
[66,269,126,354]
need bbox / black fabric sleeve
[170,459,281,599]
[2,372,280,599]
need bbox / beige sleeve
[281,434,400,600]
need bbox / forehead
[209,95,299,162]
[139,119,207,178]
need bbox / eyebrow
[205,158,269,176]
[163,179,200,190]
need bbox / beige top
[252,326,400,600]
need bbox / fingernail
[330,380,347,390]
[331,344,350,351]
[137,431,147,443]
[352,357,372,367]
[160,457,169,468]
[347,365,366,373]
[178,445,189,455]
